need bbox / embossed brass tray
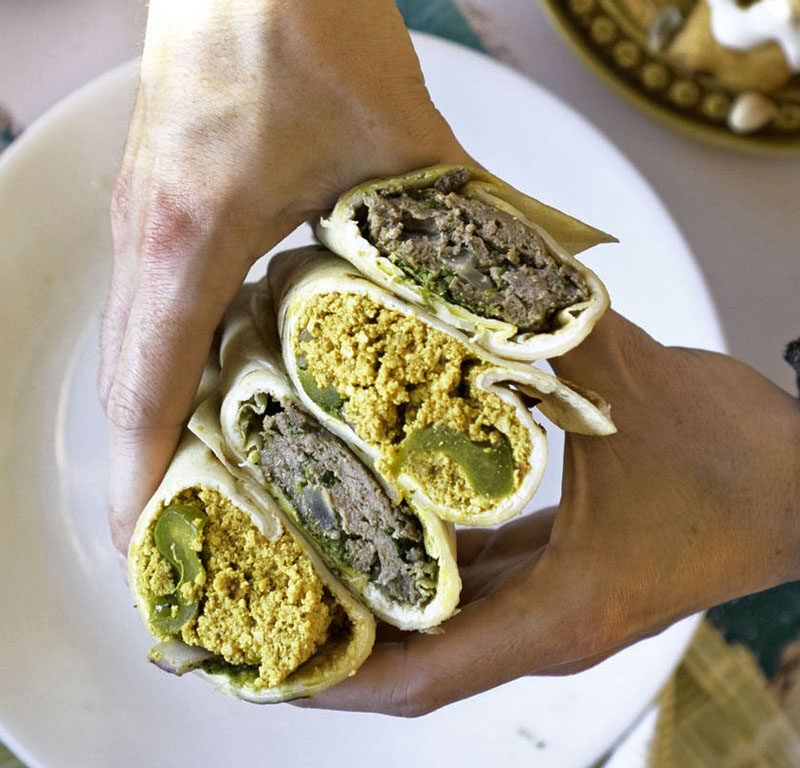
[540,0,800,153]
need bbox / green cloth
[395,0,484,50]
[709,581,800,678]
[0,743,23,768]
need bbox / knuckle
[138,189,205,273]
[113,182,209,280]
[104,376,159,434]
[390,680,438,719]
[381,650,445,718]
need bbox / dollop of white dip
[706,0,800,72]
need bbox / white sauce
[706,0,800,72]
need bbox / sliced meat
[359,169,590,331]
[252,400,437,606]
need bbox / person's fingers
[458,510,556,603]
[460,546,546,605]
[99,104,153,407]
[291,603,539,716]
[375,622,412,644]
[316,601,684,715]
[292,551,610,716]
[455,506,556,569]
[99,168,138,409]
[370,511,555,648]
[105,245,249,554]
[454,528,492,568]
[464,508,557,563]
[98,250,136,409]
[369,511,557,648]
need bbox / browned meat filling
[241,396,438,607]
[357,168,590,332]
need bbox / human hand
[98,0,470,554]
[295,310,800,716]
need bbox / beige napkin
[648,620,800,767]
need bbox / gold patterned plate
[540,0,800,153]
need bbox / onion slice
[148,640,214,676]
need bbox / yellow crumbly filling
[134,486,345,690]
[296,292,531,514]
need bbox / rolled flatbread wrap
[197,285,460,631]
[272,247,616,528]
[127,433,375,703]
[316,165,615,361]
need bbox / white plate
[0,33,721,768]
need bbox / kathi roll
[127,433,375,703]
[271,246,615,528]
[316,165,615,361]
[206,284,460,631]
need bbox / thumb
[550,310,664,401]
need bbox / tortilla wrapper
[272,247,615,528]
[316,165,615,362]
[127,433,375,703]
[194,285,460,631]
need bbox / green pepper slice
[150,503,208,635]
[391,424,515,499]
[297,366,345,417]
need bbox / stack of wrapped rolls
[127,165,617,701]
